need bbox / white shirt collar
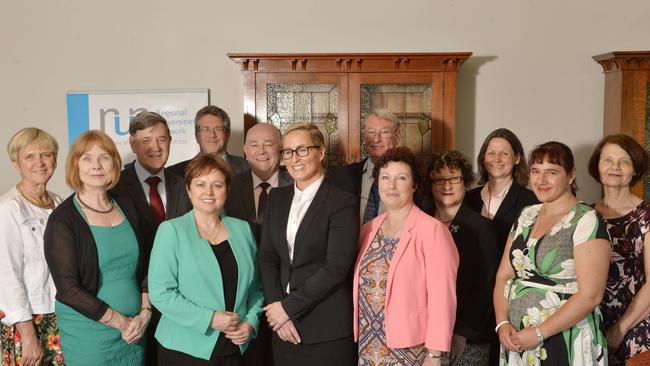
[293,174,324,202]
[134,160,165,184]
[252,170,280,188]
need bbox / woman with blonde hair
[0,128,65,366]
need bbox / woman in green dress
[493,141,611,365]
[44,130,150,366]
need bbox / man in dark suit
[225,122,292,243]
[224,123,291,366]
[329,108,401,224]
[110,111,192,366]
[168,105,249,177]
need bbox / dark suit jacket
[258,180,360,344]
[110,162,192,267]
[464,181,538,258]
[168,153,250,178]
[328,159,365,198]
[224,168,293,243]
[422,203,499,343]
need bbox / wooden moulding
[593,51,650,72]
[228,52,472,73]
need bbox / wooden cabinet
[228,53,471,166]
[593,51,650,197]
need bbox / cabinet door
[349,72,450,163]
[256,72,349,166]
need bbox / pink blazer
[353,205,459,351]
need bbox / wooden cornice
[593,51,650,72]
[227,52,472,73]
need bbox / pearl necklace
[76,194,114,214]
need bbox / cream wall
[2,0,649,202]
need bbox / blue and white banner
[66,89,209,167]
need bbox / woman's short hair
[476,128,529,186]
[588,134,649,187]
[424,150,475,195]
[372,147,421,189]
[7,127,59,162]
[184,154,232,190]
[282,123,326,149]
[528,141,577,194]
[66,130,122,191]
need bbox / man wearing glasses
[330,108,401,224]
[168,105,249,176]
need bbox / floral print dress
[501,203,609,366]
[600,200,650,363]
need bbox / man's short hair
[129,111,170,136]
[195,106,231,133]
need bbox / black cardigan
[43,194,147,321]
[464,181,538,258]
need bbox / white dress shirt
[134,160,167,209]
[0,187,62,326]
[359,159,385,223]
[285,174,324,292]
[480,179,513,219]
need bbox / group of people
[0,105,648,366]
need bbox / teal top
[148,210,264,360]
[55,199,143,366]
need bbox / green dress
[500,203,608,366]
[55,201,144,366]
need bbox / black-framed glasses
[280,145,321,160]
[432,176,464,185]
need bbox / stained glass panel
[267,83,342,166]
[360,84,432,160]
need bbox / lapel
[122,163,155,230]
[241,172,256,222]
[164,168,181,219]
[291,180,328,263]
[278,168,293,187]
[276,186,294,263]
[494,181,519,220]
[385,205,419,306]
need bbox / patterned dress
[501,203,609,366]
[358,231,427,366]
[0,313,65,366]
[600,200,650,363]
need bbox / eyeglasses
[364,129,394,139]
[432,176,464,185]
[280,145,321,160]
[198,127,226,135]
[599,157,633,168]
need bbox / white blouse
[0,187,62,326]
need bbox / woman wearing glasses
[423,151,499,365]
[258,123,359,366]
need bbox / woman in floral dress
[589,134,650,364]
[493,141,610,365]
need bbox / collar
[480,178,513,201]
[252,170,279,188]
[293,174,324,202]
[362,158,375,176]
[134,160,165,184]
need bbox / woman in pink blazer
[353,147,459,366]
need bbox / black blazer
[423,203,499,343]
[44,194,146,321]
[464,181,538,257]
[328,159,365,198]
[224,168,293,243]
[258,179,360,344]
[110,162,192,267]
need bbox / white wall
[2,0,649,202]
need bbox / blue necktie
[362,180,379,224]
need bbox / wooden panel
[255,73,268,125]
[348,73,362,162]
[242,71,256,132]
[430,73,444,152]
[443,71,458,150]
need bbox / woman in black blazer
[424,151,499,366]
[258,123,359,366]
[464,128,538,257]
